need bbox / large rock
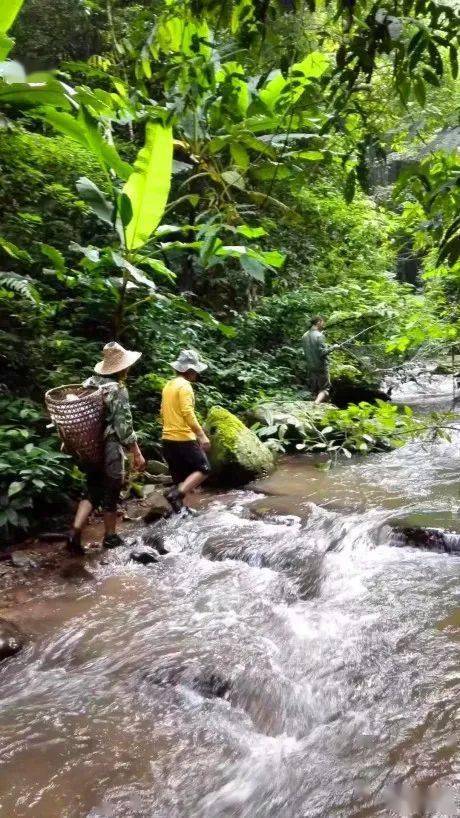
[0,619,25,662]
[330,361,390,406]
[206,406,275,486]
[390,526,460,554]
[247,400,330,431]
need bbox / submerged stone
[130,546,159,565]
[390,526,460,554]
[10,551,39,570]
[142,531,168,555]
[206,405,275,486]
[0,619,25,661]
[59,561,95,582]
[143,664,232,700]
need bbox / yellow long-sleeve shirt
[160,376,201,441]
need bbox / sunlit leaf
[236,225,267,238]
[0,33,14,60]
[0,81,71,109]
[0,237,32,262]
[40,244,66,273]
[0,0,25,34]
[8,480,25,497]
[123,122,173,251]
[43,107,131,180]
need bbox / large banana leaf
[0,0,25,34]
[0,81,72,109]
[42,107,131,180]
[122,122,173,251]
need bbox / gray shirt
[302,328,330,372]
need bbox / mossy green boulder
[206,406,275,485]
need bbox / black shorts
[309,370,331,394]
[162,440,211,485]
[82,439,124,512]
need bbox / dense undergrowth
[0,0,458,543]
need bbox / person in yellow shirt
[161,349,211,512]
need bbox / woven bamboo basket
[45,384,105,466]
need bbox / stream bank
[0,374,458,818]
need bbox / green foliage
[0,0,458,543]
[0,0,25,36]
[11,0,102,71]
[123,122,173,250]
[0,129,107,252]
[0,271,39,303]
[253,400,423,459]
[395,152,460,266]
[0,397,81,543]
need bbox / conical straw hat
[94,342,141,375]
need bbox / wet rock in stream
[390,526,460,554]
[0,618,25,661]
[202,531,324,600]
[141,530,169,555]
[130,546,160,565]
[10,551,39,570]
[130,529,169,564]
[142,663,232,700]
[142,493,172,524]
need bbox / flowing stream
[0,376,459,817]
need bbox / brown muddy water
[0,376,459,817]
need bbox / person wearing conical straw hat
[68,342,145,554]
[161,349,211,513]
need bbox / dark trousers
[162,440,210,485]
[82,439,124,512]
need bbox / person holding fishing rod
[303,313,397,403]
[302,316,339,404]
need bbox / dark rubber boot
[67,530,85,556]
[164,486,184,514]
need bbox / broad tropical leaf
[122,122,173,251]
[0,81,71,109]
[0,0,25,34]
[43,107,131,180]
[112,253,157,290]
[79,107,132,180]
[76,177,114,225]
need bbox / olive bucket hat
[170,349,208,374]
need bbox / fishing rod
[332,315,396,349]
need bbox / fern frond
[0,272,40,304]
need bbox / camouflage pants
[82,439,124,512]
